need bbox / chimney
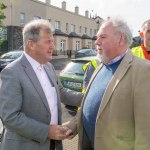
[85,10,89,18]
[46,0,51,5]
[62,1,66,10]
[75,6,79,14]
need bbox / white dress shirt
[24,52,58,125]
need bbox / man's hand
[48,125,68,140]
[64,126,74,140]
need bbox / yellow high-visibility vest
[132,46,145,59]
[76,59,100,110]
[82,59,99,94]
[82,59,99,72]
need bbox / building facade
[1,0,103,55]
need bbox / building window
[71,24,75,32]
[20,12,25,26]
[87,42,92,49]
[55,21,61,30]
[90,29,92,36]
[79,26,82,34]
[66,23,69,32]
[76,41,80,51]
[84,27,87,34]
[33,16,41,20]
[60,40,66,51]
[94,29,97,35]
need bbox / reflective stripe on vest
[82,62,90,72]
[91,59,99,69]
[132,46,145,59]
[82,59,99,72]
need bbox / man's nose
[51,42,55,49]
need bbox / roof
[53,29,68,37]
[81,34,92,39]
[92,36,97,40]
[68,32,81,38]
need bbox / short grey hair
[103,17,133,46]
[23,19,54,50]
[140,19,150,32]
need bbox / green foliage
[0,3,7,9]
[0,3,7,26]
[0,3,7,45]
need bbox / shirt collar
[24,52,43,70]
[107,49,129,65]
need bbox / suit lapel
[96,50,133,120]
[21,55,50,113]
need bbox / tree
[0,3,7,26]
[0,2,7,45]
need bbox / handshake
[48,124,74,140]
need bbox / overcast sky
[39,0,150,36]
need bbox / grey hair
[103,17,133,46]
[23,19,54,50]
[140,19,150,32]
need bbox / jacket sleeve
[0,68,49,143]
[134,62,150,150]
[59,80,83,106]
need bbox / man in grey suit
[0,19,83,150]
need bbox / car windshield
[62,62,84,75]
[0,51,23,59]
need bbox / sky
[39,0,150,36]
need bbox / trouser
[50,140,55,150]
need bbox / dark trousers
[50,140,55,150]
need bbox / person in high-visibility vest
[132,19,150,60]
[75,59,100,111]
[82,50,103,93]
[82,59,100,93]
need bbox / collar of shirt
[24,52,44,71]
[107,49,129,65]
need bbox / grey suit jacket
[0,54,83,150]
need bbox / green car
[59,56,96,92]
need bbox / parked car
[0,50,23,72]
[60,56,97,112]
[59,56,97,92]
[75,49,97,58]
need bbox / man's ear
[27,40,35,50]
[119,33,125,45]
[139,32,144,40]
